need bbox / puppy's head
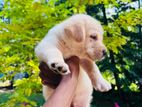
[84,17,107,61]
[64,14,107,61]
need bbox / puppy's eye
[90,34,97,40]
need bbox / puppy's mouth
[86,53,105,61]
[86,53,96,61]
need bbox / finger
[65,56,80,76]
[65,56,79,65]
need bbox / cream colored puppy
[35,14,111,107]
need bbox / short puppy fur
[35,14,112,107]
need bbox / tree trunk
[101,4,128,106]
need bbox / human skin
[43,56,80,107]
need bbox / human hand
[40,56,80,107]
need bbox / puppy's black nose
[102,50,107,56]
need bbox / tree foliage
[0,0,142,106]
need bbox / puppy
[35,14,111,107]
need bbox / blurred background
[0,0,142,107]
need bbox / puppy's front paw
[48,61,70,75]
[93,77,112,92]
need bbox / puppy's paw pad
[51,63,56,68]
[57,66,62,71]
[48,61,70,75]
[56,62,70,75]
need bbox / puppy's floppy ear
[64,24,85,42]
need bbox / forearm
[43,74,78,107]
